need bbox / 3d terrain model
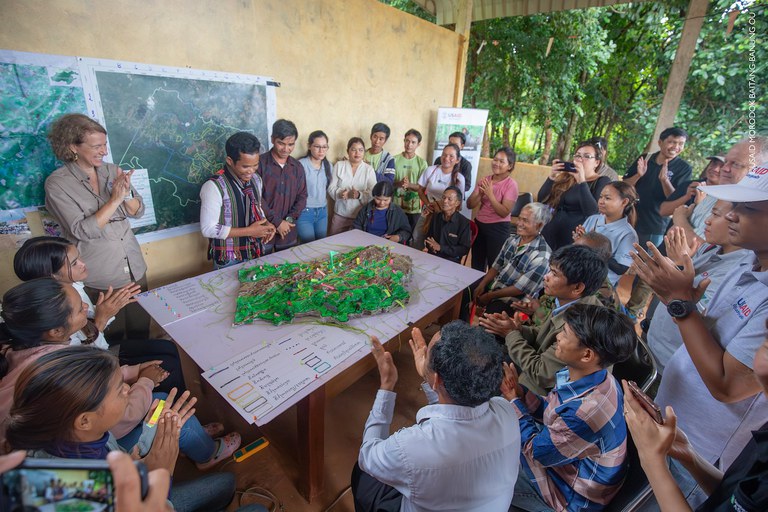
[235,246,413,325]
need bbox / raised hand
[635,156,648,178]
[478,311,520,338]
[142,414,180,474]
[500,362,522,400]
[572,224,586,241]
[630,242,709,304]
[664,226,692,267]
[658,159,670,183]
[370,336,397,391]
[107,451,173,512]
[408,327,429,379]
[94,283,141,331]
[159,388,197,429]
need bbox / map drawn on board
[0,49,277,243]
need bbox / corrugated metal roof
[411,0,652,24]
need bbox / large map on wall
[0,50,277,244]
[0,52,85,212]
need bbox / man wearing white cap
[630,155,768,505]
[665,139,765,243]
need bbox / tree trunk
[533,129,543,156]
[539,118,553,165]
[511,120,522,150]
[502,120,511,148]
[555,132,566,162]
[481,121,491,157]
[560,109,580,160]
[560,70,586,160]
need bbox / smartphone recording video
[1,459,115,512]
[562,161,577,172]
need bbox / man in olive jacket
[479,245,608,394]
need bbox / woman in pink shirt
[467,147,519,271]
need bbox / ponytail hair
[0,278,72,378]
[6,346,119,450]
[443,143,462,187]
[605,181,639,227]
[14,236,73,281]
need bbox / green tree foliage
[379,0,436,22]
[465,10,612,162]
[385,0,767,173]
[575,0,767,172]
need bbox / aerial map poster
[0,50,277,244]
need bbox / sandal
[195,432,241,470]
[202,422,225,438]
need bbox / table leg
[297,386,326,501]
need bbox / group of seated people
[2,109,766,511]
[350,135,768,511]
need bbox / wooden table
[138,230,483,501]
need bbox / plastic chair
[604,336,658,511]
[509,192,534,235]
[612,335,659,394]
[460,220,479,266]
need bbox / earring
[73,152,78,162]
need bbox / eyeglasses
[311,145,329,150]
[573,153,597,160]
[723,160,749,172]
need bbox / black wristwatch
[667,299,697,319]
[285,216,294,224]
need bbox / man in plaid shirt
[474,203,553,313]
[502,303,637,512]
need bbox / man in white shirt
[353,321,521,512]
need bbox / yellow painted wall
[0,0,460,294]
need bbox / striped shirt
[491,234,552,298]
[512,368,628,511]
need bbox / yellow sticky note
[147,399,166,428]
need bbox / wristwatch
[285,216,294,224]
[667,299,697,319]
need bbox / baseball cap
[705,162,768,202]
[707,155,725,163]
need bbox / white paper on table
[202,324,368,424]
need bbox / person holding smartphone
[623,324,768,511]
[4,346,245,512]
[538,141,611,251]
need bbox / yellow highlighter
[233,437,270,462]
[146,399,166,428]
